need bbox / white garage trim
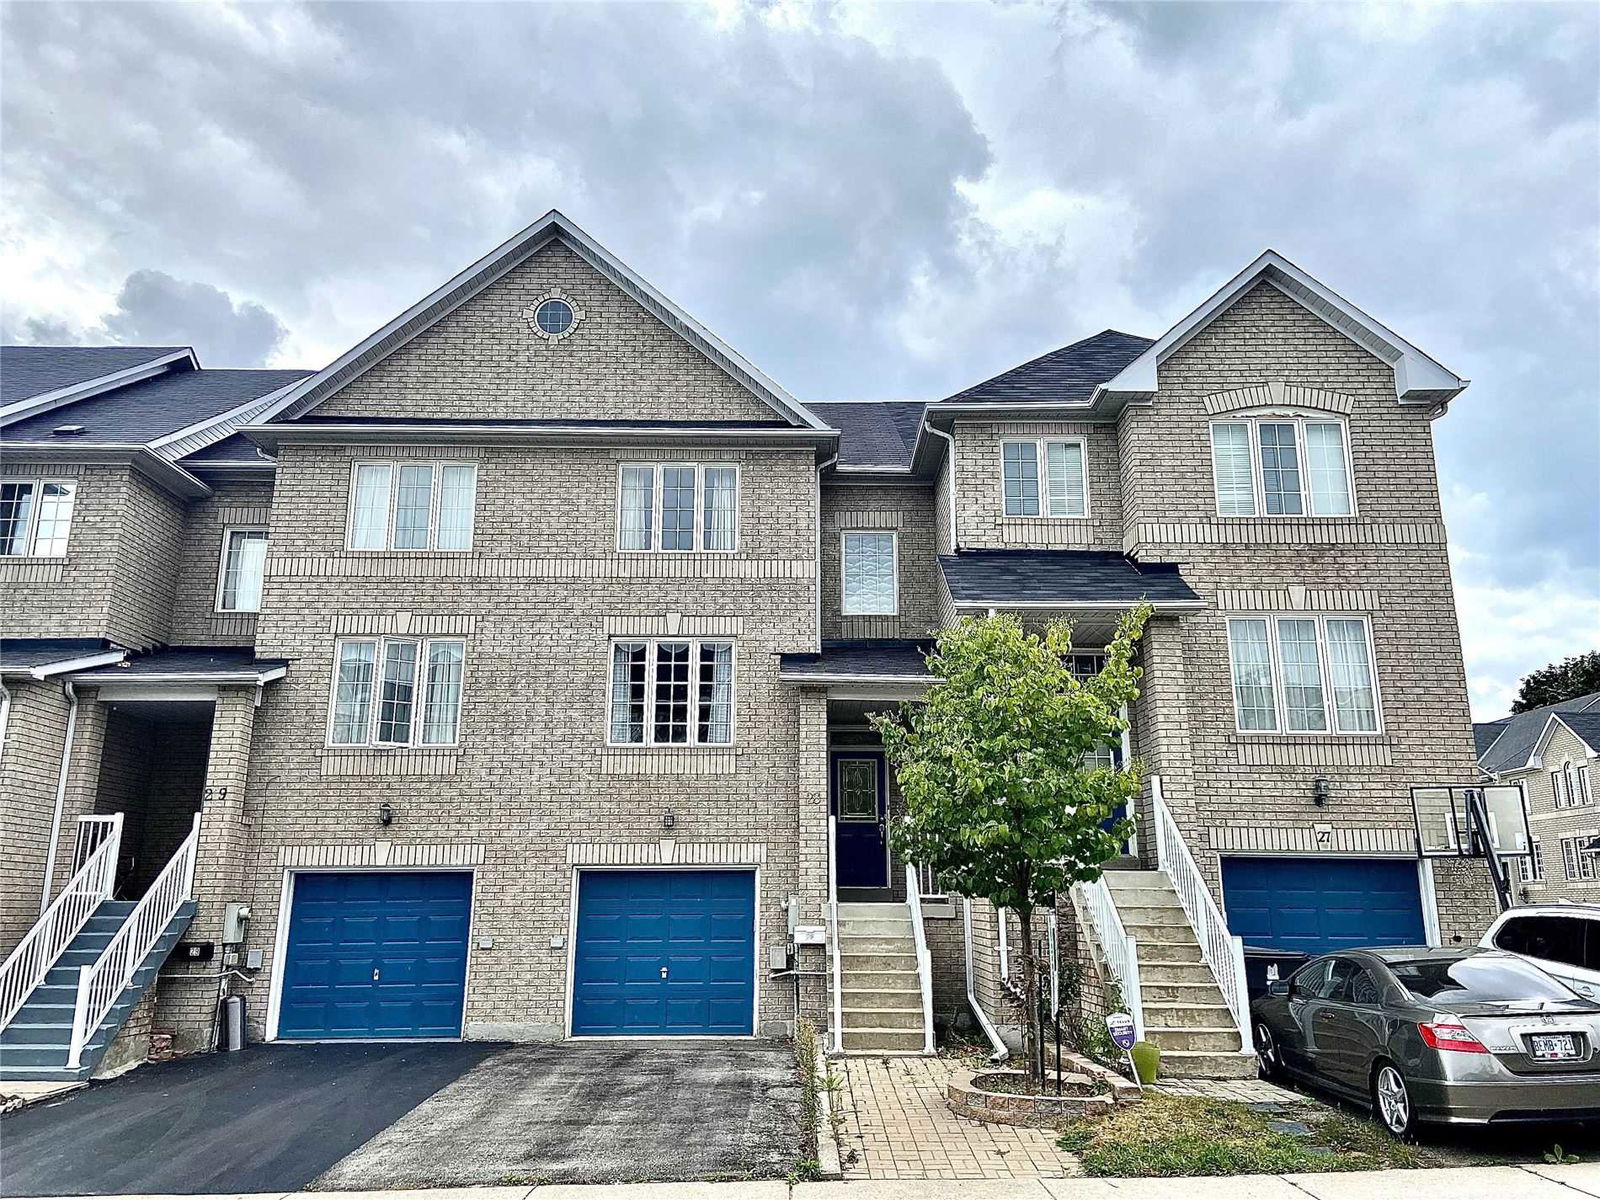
[264,864,480,1043]
[562,863,762,1041]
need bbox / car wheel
[1254,1021,1282,1080]
[1372,1063,1415,1138]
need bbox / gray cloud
[1,0,1594,714]
[99,270,287,366]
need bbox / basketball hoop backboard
[1410,784,1530,859]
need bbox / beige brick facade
[1509,719,1599,903]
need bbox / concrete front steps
[1103,870,1256,1080]
[836,902,929,1054]
[0,900,196,1083]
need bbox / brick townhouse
[0,211,1500,1083]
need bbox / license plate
[1529,1033,1580,1061]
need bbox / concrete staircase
[0,899,195,1083]
[836,902,929,1054]
[1103,871,1255,1079]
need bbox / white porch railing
[904,865,935,1054]
[67,813,200,1068]
[0,814,123,1031]
[1150,778,1251,1049]
[915,863,943,899]
[71,815,123,875]
[826,815,843,1054]
[1074,874,1144,1041]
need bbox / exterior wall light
[663,810,676,830]
[1312,777,1331,807]
[378,803,394,827]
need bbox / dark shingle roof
[0,638,122,673]
[1477,691,1600,774]
[70,646,288,679]
[1473,720,1510,759]
[0,346,186,405]
[4,368,309,444]
[290,415,792,429]
[180,431,274,467]
[1557,711,1600,754]
[942,330,1154,406]
[778,639,935,681]
[939,550,1202,606]
[799,401,927,469]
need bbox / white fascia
[1092,250,1468,407]
[27,649,130,680]
[148,377,306,463]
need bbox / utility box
[223,902,251,945]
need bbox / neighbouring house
[1476,693,1600,903]
[0,211,1500,1085]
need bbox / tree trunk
[1016,906,1040,1086]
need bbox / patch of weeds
[787,1158,825,1183]
[794,1017,821,1149]
[1547,1144,1583,1165]
[1057,1094,1424,1177]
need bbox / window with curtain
[217,528,268,612]
[1210,419,1354,518]
[841,532,897,615]
[616,464,738,552]
[0,479,76,556]
[608,638,735,746]
[1002,438,1088,517]
[1226,615,1379,735]
[328,637,466,746]
[347,461,476,550]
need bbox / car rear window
[1390,956,1578,1003]
[1493,914,1600,972]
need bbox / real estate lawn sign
[874,606,1151,1087]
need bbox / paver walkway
[834,1055,1081,1180]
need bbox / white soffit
[1095,250,1468,406]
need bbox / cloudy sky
[3,0,1595,716]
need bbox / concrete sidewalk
[9,1163,1599,1200]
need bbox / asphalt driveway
[0,1040,805,1196]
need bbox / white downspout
[922,420,957,553]
[997,905,1010,981]
[0,679,11,759]
[40,680,79,913]
[963,898,1008,1062]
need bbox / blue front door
[278,871,471,1039]
[1221,857,1426,956]
[572,870,755,1036]
[832,752,888,889]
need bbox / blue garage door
[279,871,471,1039]
[1221,857,1426,956]
[572,870,755,1036]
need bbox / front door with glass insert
[832,752,888,888]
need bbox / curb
[810,1028,844,1180]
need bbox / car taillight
[1418,1021,1489,1053]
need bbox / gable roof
[1556,711,1600,755]
[940,330,1154,407]
[254,210,829,433]
[1095,250,1468,408]
[1,345,197,424]
[804,401,927,469]
[1477,690,1600,775]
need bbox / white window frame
[998,437,1090,520]
[1560,836,1598,882]
[1224,613,1383,736]
[1520,837,1545,884]
[1581,763,1594,807]
[840,530,899,616]
[605,637,737,747]
[344,460,478,552]
[1208,417,1356,519]
[324,635,466,749]
[0,477,77,557]
[214,526,269,613]
[615,463,740,554]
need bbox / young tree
[872,605,1150,1084]
[1512,651,1600,713]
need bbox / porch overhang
[778,639,936,698]
[64,646,288,700]
[939,549,1204,612]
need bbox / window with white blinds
[1226,615,1380,735]
[347,462,477,551]
[617,464,738,552]
[1210,419,1353,518]
[1001,438,1088,518]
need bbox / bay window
[609,638,735,746]
[1001,438,1088,518]
[348,461,477,551]
[329,637,465,746]
[841,531,897,615]
[216,528,268,612]
[1210,418,1353,517]
[617,463,738,552]
[0,479,76,556]
[1226,615,1380,734]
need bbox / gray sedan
[1251,946,1600,1136]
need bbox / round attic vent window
[534,298,574,337]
